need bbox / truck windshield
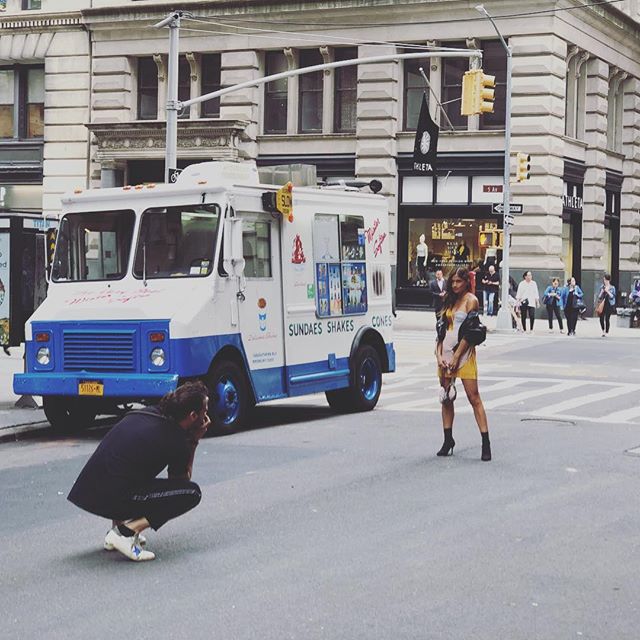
[133,204,221,279]
[51,210,136,282]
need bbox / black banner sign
[412,93,439,173]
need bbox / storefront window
[407,217,499,286]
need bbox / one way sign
[492,202,523,215]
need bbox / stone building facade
[2,0,640,310]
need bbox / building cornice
[87,119,249,162]
[0,12,82,32]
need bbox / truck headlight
[150,348,165,367]
[36,347,51,366]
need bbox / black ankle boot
[481,432,491,461]
[437,430,455,457]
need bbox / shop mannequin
[415,234,428,286]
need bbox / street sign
[504,213,515,226]
[168,168,182,183]
[492,202,523,215]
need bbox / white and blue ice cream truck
[14,162,395,433]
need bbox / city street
[1,320,639,640]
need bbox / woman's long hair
[440,267,471,322]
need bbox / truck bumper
[13,373,179,398]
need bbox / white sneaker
[104,529,146,550]
[103,527,155,561]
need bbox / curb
[0,421,51,444]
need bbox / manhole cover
[520,417,577,426]
[624,446,640,457]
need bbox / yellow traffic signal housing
[461,69,480,116]
[478,72,496,114]
[479,230,496,248]
[516,152,531,182]
[461,69,495,116]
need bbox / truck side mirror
[223,217,245,277]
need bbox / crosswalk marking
[481,380,585,410]
[533,383,640,417]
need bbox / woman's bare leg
[461,378,488,434]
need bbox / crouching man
[68,381,210,562]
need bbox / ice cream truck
[14,161,395,433]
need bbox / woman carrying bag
[516,271,540,332]
[434,267,491,461]
[596,273,616,337]
[542,277,564,333]
[561,277,584,336]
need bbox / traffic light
[460,69,495,116]
[478,71,496,114]
[461,69,480,116]
[516,152,531,182]
[479,230,496,248]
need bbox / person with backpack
[542,277,564,333]
[596,273,616,337]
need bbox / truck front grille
[63,330,136,372]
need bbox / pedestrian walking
[542,277,564,332]
[516,271,540,332]
[596,273,616,337]
[67,381,210,562]
[481,264,500,316]
[561,276,584,336]
[429,268,447,318]
[434,267,491,461]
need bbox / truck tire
[206,361,251,433]
[325,345,382,413]
[42,396,97,434]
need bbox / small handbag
[520,298,529,308]
[439,381,457,404]
[596,299,605,316]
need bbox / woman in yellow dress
[435,267,491,461]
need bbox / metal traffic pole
[153,11,183,183]
[476,5,513,331]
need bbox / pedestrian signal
[460,69,495,116]
[516,152,531,182]
[479,230,496,248]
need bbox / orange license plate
[78,381,103,396]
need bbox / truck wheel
[325,345,382,413]
[42,396,97,434]
[206,361,251,433]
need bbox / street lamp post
[476,5,513,331]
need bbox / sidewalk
[393,307,640,338]
[0,345,46,441]
[0,313,637,442]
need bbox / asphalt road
[1,330,639,640]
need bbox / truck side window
[242,221,271,278]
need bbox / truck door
[235,214,286,399]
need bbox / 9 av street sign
[492,202,523,215]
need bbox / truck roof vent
[175,161,259,186]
